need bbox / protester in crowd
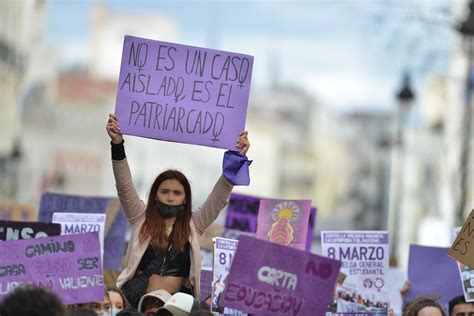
[403,296,445,316]
[70,287,111,316]
[155,292,204,316]
[108,287,128,315]
[0,284,66,316]
[448,295,474,316]
[137,289,171,315]
[106,113,251,308]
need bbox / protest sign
[225,193,317,251]
[220,228,255,241]
[256,198,311,250]
[0,232,104,304]
[0,201,36,221]
[220,235,341,316]
[225,193,260,233]
[200,267,213,303]
[306,207,317,251]
[0,220,61,241]
[449,209,474,269]
[38,193,128,270]
[115,35,254,149]
[212,237,247,315]
[405,244,463,311]
[52,213,106,262]
[321,231,389,315]
[451,227,474,302]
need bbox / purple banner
[220,235,341,316]
[0,220,61,241]
[115,35,254,150]
[225,193,260,233]
[38,193,128,271]
[256,199,312,250]
[405,244,463,312]
[0,232,104,305]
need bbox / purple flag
[0,232,104,305]
[115,35,254,150]
[256,198,312,250]
[0,220,61,241]
[405,244,463,311]
[220,235,341,316]
[38,193,128,271]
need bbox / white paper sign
[212,237,246,316]
[52,212,106,262]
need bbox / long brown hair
[139,170,192,250]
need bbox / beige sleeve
[192,175,234,235]
[112,158,146,224]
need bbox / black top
[137,241,191,277]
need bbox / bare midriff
[147,274,183,294]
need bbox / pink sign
[256,198,311,250]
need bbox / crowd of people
[0,280,473,315]
[0,284,213,316]
[0,113,472,316]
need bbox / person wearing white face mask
[84,288,112,316]
[108,287,128,316]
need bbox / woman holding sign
[106,113,250,308]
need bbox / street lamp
[456,0,474,224]
[389,72,415,267]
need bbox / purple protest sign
[0,220,61,241]
[0,232,104,305]
[256,198,312,250]
[306,207,317,251]
[220,235,341,316]
[405,244,464,311]
[200,267,213,302]
[38,193,128,271]
[225,193,260,233]
[115,35,254,149]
